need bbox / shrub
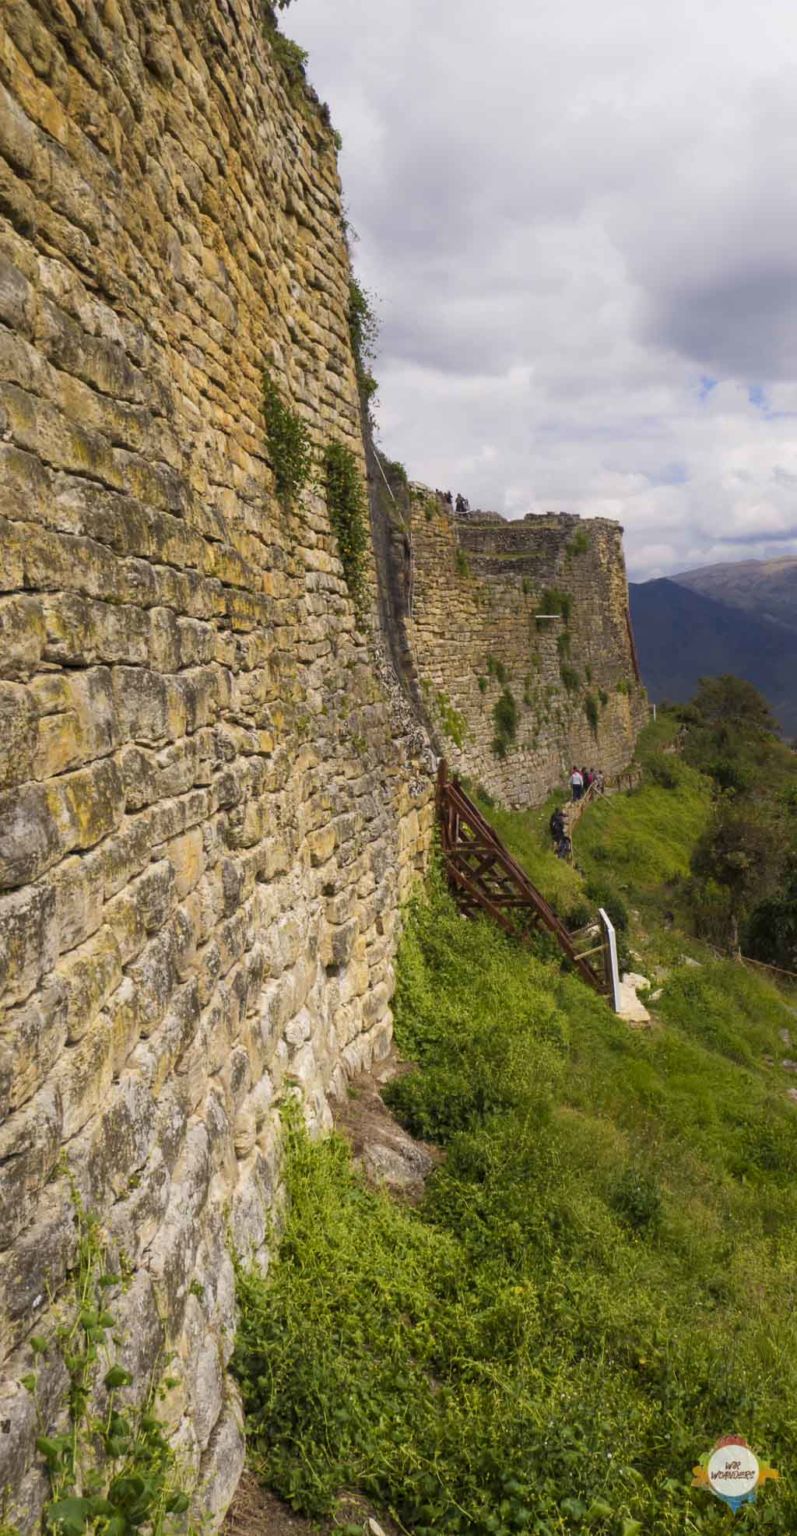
[322,442,369,616]
[536,588,572,626]
[477,675,487,694]
[610,1167,662,1234]
[262,370,312,507]
[492,688,517,757]
[585,878,628,932]
[560,664,580,693]
[566,526,590,557]
[616,678,631,696]
[566,898,594,931]
[435,690,467,749]
[557,630,571,661]
[455,548,471,579]
[486,654,508,685]
[647,756,681,790]
[584,693,599,734]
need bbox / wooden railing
[436,762,611,998]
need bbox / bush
[610,1167,662,1233]
[566,898,594,931]
[435,690,467,749]
[263,370,312,507]
[492,688,517,758]
[584,693,599,734]
[537,588,572,625]
[745,893,797,972]
[323,442,369,617]
[585,878,628,933]
[560,664,580,693]
[486,654,507,685]
[646,756,681,790]
[566,527,590,557]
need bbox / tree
[690,676,776,736]
[691,802,781,954]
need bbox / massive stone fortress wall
[0,0,432,1523]
[407,498,648,803]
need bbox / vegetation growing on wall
[566,526,590,557]
[348,278,379,407]
[492,687,518,757]
[322,443,369,618]
[560,664,580,693]
[486,654,508,685]
[435,690,467,749]
[455,548,471,579]
[584,692,599,734]
[536,588,572,627]
[13,1187,190,1536]
[262,370,312,508]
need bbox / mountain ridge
[629,576,797,735]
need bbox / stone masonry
[406,497,648,804]
[0,0,433,1524]
[0,0,646,1525]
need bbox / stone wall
[0,1,433,1524]
[406,497,648,804]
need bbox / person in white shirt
[570,766,584,801]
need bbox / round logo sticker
[692,1436,779,1513]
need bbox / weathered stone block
[0,683,37,787]
[0,783,63,888]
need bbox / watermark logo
[692,1436,779,1512]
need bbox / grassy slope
[235,742,797,1536]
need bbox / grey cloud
[289,0,797,579]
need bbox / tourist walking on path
[570,766,584,801]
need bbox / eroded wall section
[0,1,432,1523]
[408,499,648,803]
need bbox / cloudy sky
[289,0,797,580]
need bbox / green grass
[473,787,584,918]
[235,867,797,1534]
[575,764,712,890]
[234,747,797,1535]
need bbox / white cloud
[289,0,797,578]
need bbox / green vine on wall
[323,442,369,618]
[536,588,572,627]
[262,370,312,508]
[12,1183,191,1536]
[348,279,378,409]
[492,688,518,758]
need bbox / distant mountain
[673,556,797,633]
[629,578,797,736]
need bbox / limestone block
[0,782,63,888]
[45,757,125,856]
[0,1084,63,1249]
[0,882,57,1007]
[0,977,67,1117]
[0,683,37,788]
